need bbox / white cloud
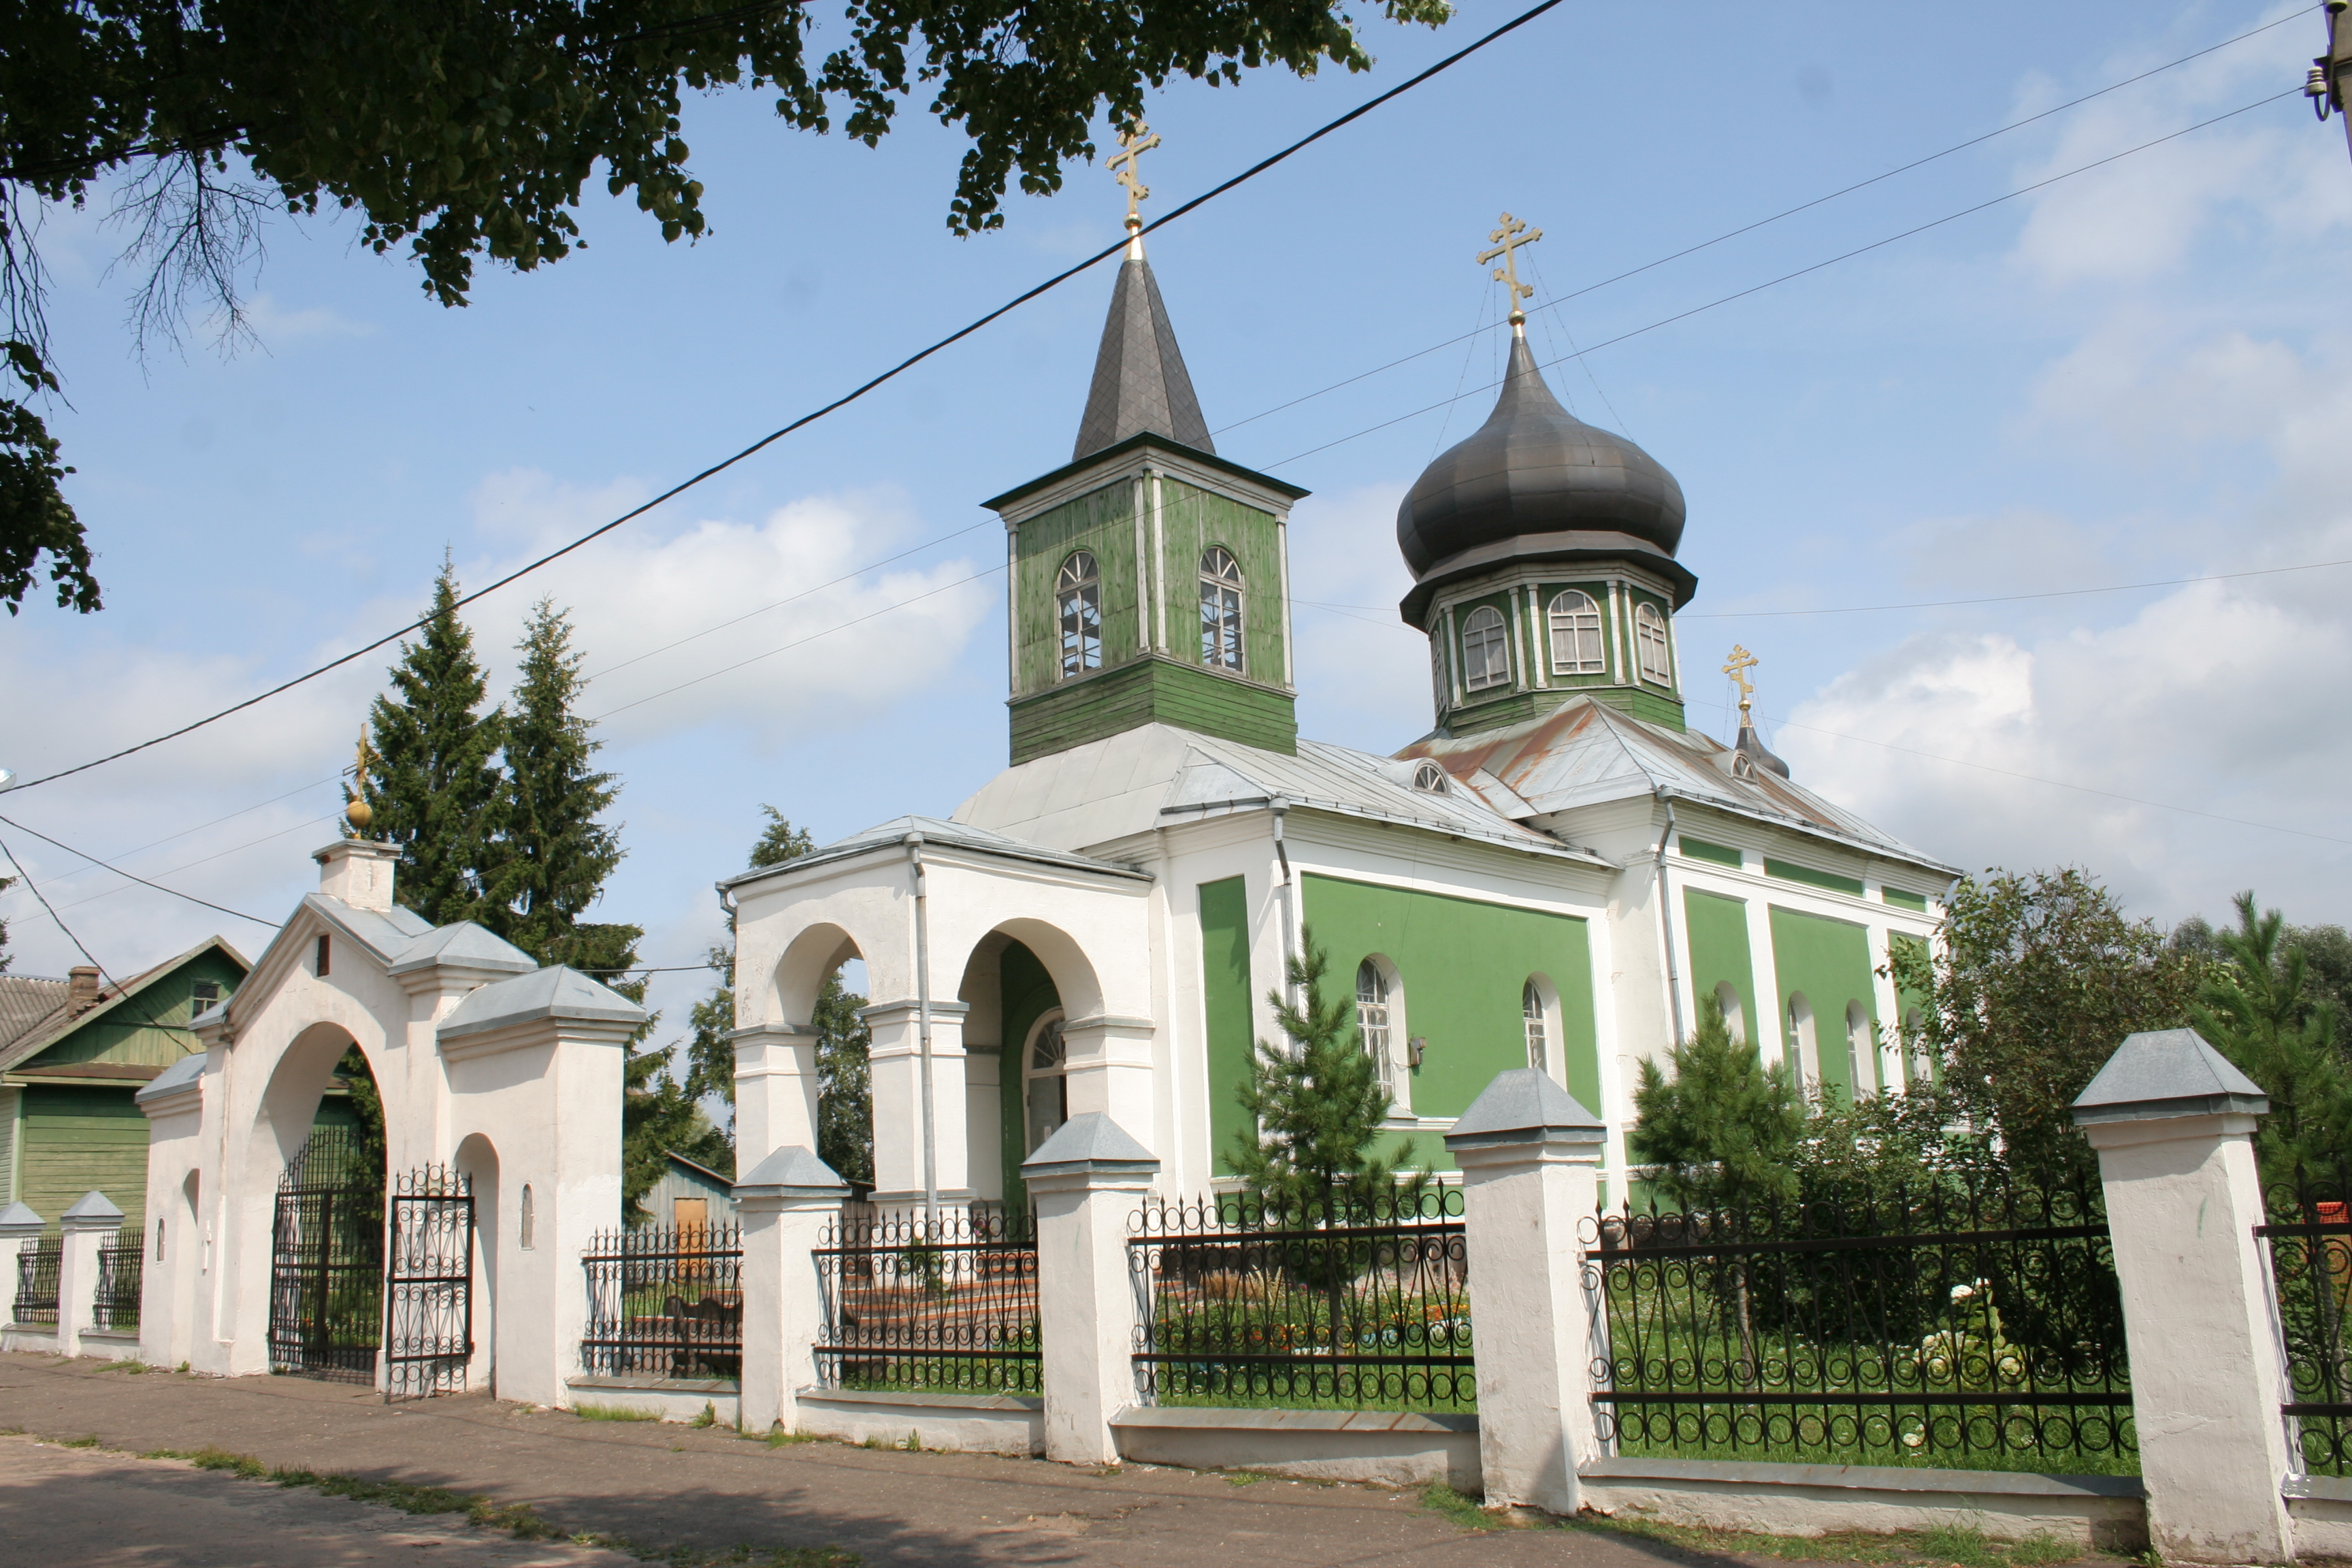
[1285,481,1432,753]
[242,293,373,345]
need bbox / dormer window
[1198,547,1244,672]
[191,980,221,1019]
[1411,761,1450,795]
[1634,602,1673,685]
[1056,552,1102,678]
[1547,591,1605,674]
[1460,606,1511,692]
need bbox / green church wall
[1156,478,1287,684]
[1299,872,1597,1171]
[1888,930,1933,1086]
[1008,657,1296,764]
[996,939,1062,1214]
[1765,858,1865,898]
[1884,887,1930,912]
[1011,481,1141,696]
[1682,889,1759,1047]
[1677,837,1742,868]
[1767,905,1878,1101]
[1528,578,1622,690]
[1196,877,1255,1177]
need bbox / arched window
[1410,760,1450,794]
[1522,981,1549,1073]
[1634,602,1673,685]
[1057,553,1102,678]
[1845,1001,1874,1099]
[1199,547,1244,672]
[1025,1013,1071,1155]
[1547,591,1605,674]
[1714,981,1745,1045]
[1355,959,1396,1092]
[1784,993,1817,1093]
[1460,605,1511,691]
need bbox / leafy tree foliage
[0,0,1450,613]
[1229,928,1423,1216]
[623,1044,735,1219]
[2190,892,2352,1182]
[1889,866,2206,1181]
[357,560,506,928]
[682,806,872,1182]
[1629,994,1803,1213]
[1,347,97,615]
[0,872,12,971]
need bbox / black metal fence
[385,1164,474,1401]
[93,1224,142,1331]
[2259,1167,2352,1473]
[268,1127,385,1384]
[815,1206,1039,1394]
[1584,1178,2134,1471]
[12,1235,61,1326]
[1128,1188,1473,1411]
[583,1223,743,1381]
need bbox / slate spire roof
[1072,242,1214,461]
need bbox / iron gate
[384,1164,474,1401]
[267,1128,384,1382]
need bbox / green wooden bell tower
[985,218,1307,766]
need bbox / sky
[1,1,2347,1051]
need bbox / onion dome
[1396,331,1693,627]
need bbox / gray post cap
[1443,1068,1608,1152]
[61,1190,125,1226]
[732,1145,849,1200]
[2071,1028,2270,1126]
[1021,1112,1159,1179]
[0,1201,44,1232]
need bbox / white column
[731,1022,822,1171]
[1022,1114,1158,1465]
[2072,1028,2293,1564]
[862,999,973,1202]
[1444,1070,1606,1515]
[57,1190,125,1358]
[734,1146,847,1437]
[1058,1013,1156,1143]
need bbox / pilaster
[863,999,973,1202]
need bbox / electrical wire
[0,812,280,927]
[1,0,1568,799]
[0,824,199,1036]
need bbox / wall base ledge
[1114,1406,1475,1436]
[1580,1457,2142,1499]
[2285,1474,2352,1503]
[1109,1405,1478,1490]
[789,1388,1044,1456]
[570,1373,740,1395]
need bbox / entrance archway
[263,1034,387,1384]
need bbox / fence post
[56,1191,124,1358]
[2072,1028,2293,1563]
[1023,1113,1158,1465]
[1443,1068,1608,1514]
[0,1203,42,1326]
[732,1145,847,1437]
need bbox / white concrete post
[863,998,973,1203]
[1022,1113,1158,1466]
[56,1191,125,1358]
[733,1146,848,1437]
[0,1203,44,1329]
[1443,1068,1607,1513]
[2072,1028,2294,1564]
[730,1022,823,1171]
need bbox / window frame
[1633,602,1673,686]
[1354,956,1407,1111]
[1023,1010,1072,1156]
[1056,552,1103,679]
[1546,589,1606,675]
[1198,546,1245,673]
[1460,604,1512,692]
[1522,976,1562,1079]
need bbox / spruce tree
[360,559,504,927]
[1629,994,1803,1215]
[2191,891,2352,1183]
[486,600,639,975]
[1229,928,1425,1219]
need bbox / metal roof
[0,977,69,1056]
[1072,251,1213,462]
[720,813,1152,895]
[0,936,252,1077]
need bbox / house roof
[665,1150,735,1188]
[0,976,71,1056]
[0,936,251,1078]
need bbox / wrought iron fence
[268,1126,385,1384]
[2259,1166,2352,1473]
[815,1206,1039,1394]
[12,1235,61,1326]
[385,1164,474,1401]
[582,1222,743,1381]
[1584,1177,2134,1471]
[1128,1187,1473,1411]
[93,1224,142,1331]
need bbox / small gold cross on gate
[1477,212,1544,319]
[1722,645,1759,713]
[1109,124,1161,223]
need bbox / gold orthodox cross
[1722,644,1759,714]
[1477,212,1543,319]
[1109,124,1161,223]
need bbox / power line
[0,812,280,927]
[1266,87,2302,471]
[1212,5,2317,442]
[0,823,192,1039]
[3,0,1567,799]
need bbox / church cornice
[984,431,1307,526]
[1401,532,1698,628]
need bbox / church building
[723,199,1955,1207]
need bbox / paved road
[0,1354,1717,1568]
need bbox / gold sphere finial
[344,797,373,832]
[344,731,374,836]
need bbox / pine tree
[359,559,504,927]
[1629,994,1804,1215]
[681,806,872,1182]
[1228,928,1425,1219]
[486,600,639,975]
[2191,891,2352,1183]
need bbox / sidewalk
[0,1354,1676,1567]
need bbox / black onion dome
[1396,333,1688,616]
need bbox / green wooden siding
[1008,657,1296,764]
[1682,889,1759,1047]
[1299,873,1597,1171]
[1767,906,1878,1102]
[0,1087,16,1205]
[1445,681,1685,736]
[1678,837,1742,868]
[1765,858,1865,897]
[1011,481,1142,697]
[1156,478,1287,683]
[19,949,243,1072]
[1196,878,1254,1176]
[20,1086,149,1232]
[996,940,1062,1214]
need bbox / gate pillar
[733,1146,848,1435]
[1024,1113,1158,1466]
[56,1191,125,1358]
